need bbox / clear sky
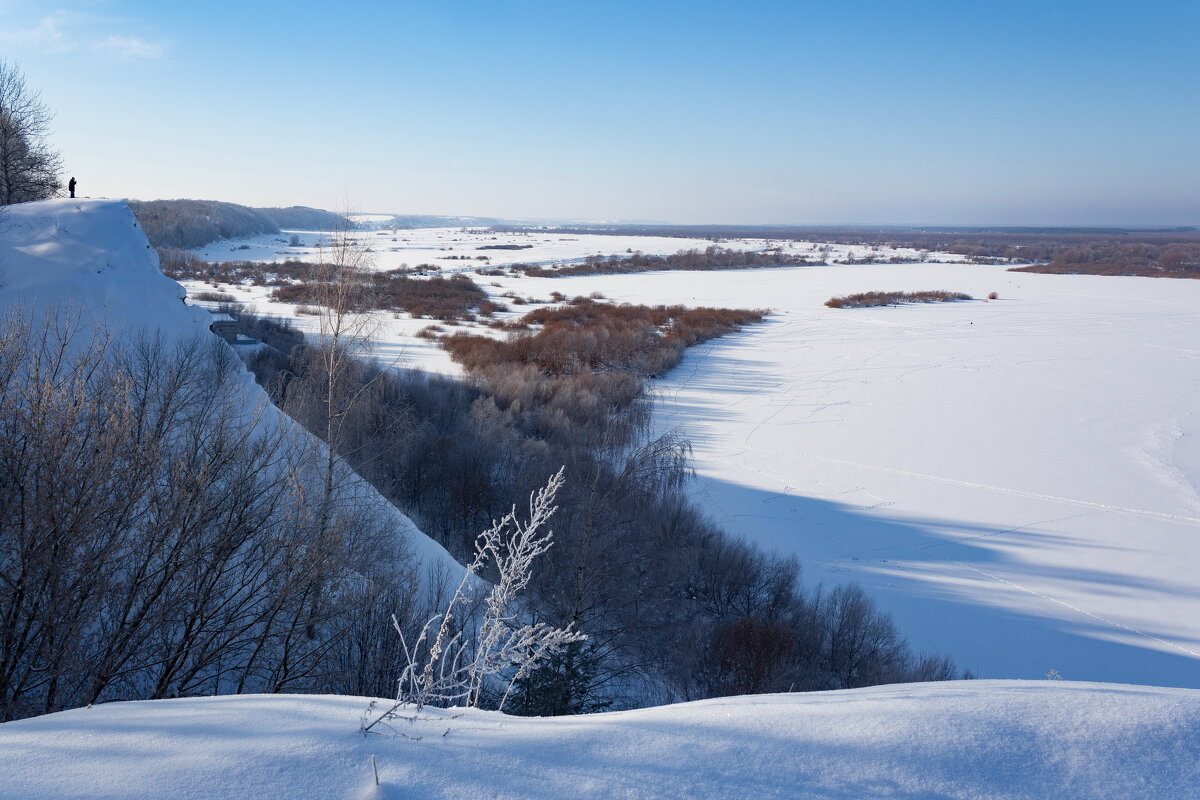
[2,0,1197,225]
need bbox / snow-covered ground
[181,228,964,375]
[184,224,1200,688]
[493,265,1200,687]
[2,681,1196,800]
[190,225,966,273]
[4,203,1199,797]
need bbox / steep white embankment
[0,197,461,579]
[0,681,1197,799]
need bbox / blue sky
[2,0,1196,224]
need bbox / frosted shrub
[363,470,584,732]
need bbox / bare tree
[0,308,418,721]
[277,220,385,535]
[0,61,62,205]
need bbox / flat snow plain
[2,682,1197,800]
[501,264,1200,686]
[189,230,1200,687]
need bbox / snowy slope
[0,682,1196,800]
[0,198,462,580]
[489,265,1200,688]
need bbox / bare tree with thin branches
[0,61,62,205]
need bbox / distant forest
[131,200,350,250]
[137,200,1200,279]
[501,224,1200,275]
[515,247,817,277]
[1011,241,1200,278]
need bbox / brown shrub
[825,290,972,309]
[269,272,488,321]
[416,325,444,340]
[193,291,236,302]
[478,299,508,316]
[442,298,765,378]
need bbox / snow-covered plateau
[1,682,1197,800]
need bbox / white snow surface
[191,225,964,273]
[0,198,463,582]
[498,265,1200,688]
[186,223,1200,687]
[182,228,963,376]
[1,681,1196,799]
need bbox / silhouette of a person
[69,177,76,198]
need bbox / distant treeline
[516,247,816,277]
[1011,241,1200,278]
[274,271,490,321]
[259,206,351,230]
[388,214,503,229]
[131,199,349,250]
[499,224,1200,265]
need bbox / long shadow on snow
[685,476,1200,689]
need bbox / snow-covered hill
[1,681,1197,799]
[0,198,461,581]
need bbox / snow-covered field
[499,265,1200,687]
[182,227,964,374]
[190,225,966,273]
[184,226,1200,688]
[2,681,1197,800]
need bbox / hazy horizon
[3,0,1197,226]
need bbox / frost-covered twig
[362,469,584,735]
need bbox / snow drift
[0,681,1197,799]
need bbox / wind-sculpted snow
[0,682,1196,799]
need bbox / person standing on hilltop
[68,177,76,198]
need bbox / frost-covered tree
[0,61,62,205]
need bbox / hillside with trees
[258,205,351,230]
[130,199,352,250]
